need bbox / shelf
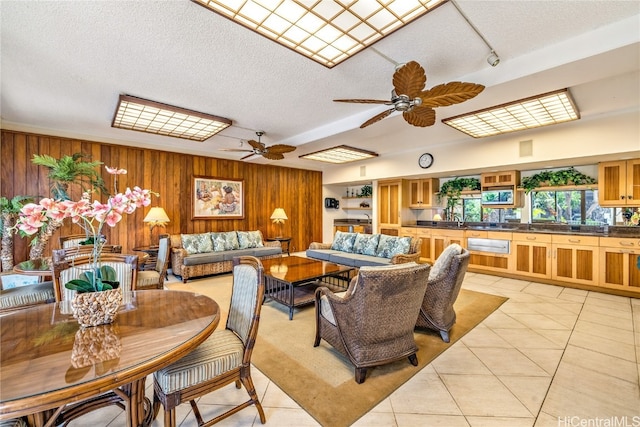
[342,207,371,210]
[342,196,371,200]
[516,184,597,193]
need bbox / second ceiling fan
[221,131,296,160]
[334,61,485,128]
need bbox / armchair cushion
[212,231,240,251]
[181,233,213,254]
[375,235,411,258]
[330,231,357,252]
[429,243,463,280]
[0,281,55,310]
[352,233,380,256]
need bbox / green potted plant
[521,167,596,194]
[437,177,481,220]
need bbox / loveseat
[170,230,282,282]
[306,231,421,268]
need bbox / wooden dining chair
[59,234,90,248]
[136,236,170,290]
[152,256,266,426]
[51,244,122,263]
[51,253,138,302]
[0,272,55,314]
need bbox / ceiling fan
[334,61,485,128]
[220,131,296,160]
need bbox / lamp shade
[144,207,170,224]
[433,214,442,221]
[270,208,288,224]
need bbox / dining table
[0,289,220,426]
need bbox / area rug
[167,274,507,427]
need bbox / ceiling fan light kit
[487,51,500,67]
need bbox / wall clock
[418,153,434,169]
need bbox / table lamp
[270,208,288,238]
[143,207,170,243]
[433,214,442,221]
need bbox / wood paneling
[1,130,322,265]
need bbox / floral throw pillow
[212,231,239,251]
[352,233,380,256]
[181,233,213,254]
[375,235,412,259]
[238,231,264,249]
[330,231,357,253]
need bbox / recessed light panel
[442,89,580,138]
[300,145,378,163]
[112,95,232,142]
[193,0,446,68]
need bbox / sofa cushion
[181,233,214,255]
[348,253,391,267]
[305,248,339,261]
[212,231,239,251]
[222,248,256,261]
[429,243,463,280]
[237,231,264,249]
[183,251,226,266]
[252,246,282,257]
[330,231,357,253]
[375,235,412,259]
[352,233,380,256]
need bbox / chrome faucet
[364,213,371,223]
[453,214,464,228]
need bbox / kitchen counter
[334,218,373,234]
[403,221,640,238]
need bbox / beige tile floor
[69,270,640,427]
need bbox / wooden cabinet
[481,170,519,187]
[599,237,640,291]
[334,225,365,234]
[511,233,551,279]
[401,227,433,262]
[598,159,640,206]
[551,235,599,286]
[465,230,512,273]
[406,178,439,209]
[378,180,406,230]
[431,229,464,261]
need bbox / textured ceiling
[1,0,639,171]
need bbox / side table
[266,237,292,256]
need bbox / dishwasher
[466,238,510,254]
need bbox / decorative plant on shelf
[360,184,372,197]
[437,177,481,220]
[13,166,156,293]
[521,167,596,194]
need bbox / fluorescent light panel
[112,95,232,142]
[300,145,378,164]
[193,0,446,68]
[442,89,580,138]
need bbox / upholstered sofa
[306,231,421,267]
[170,231,282,282]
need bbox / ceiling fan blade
[219,148,253,152]
[403,106,436,127]
[247,139,265,151]
[262,152,285,160]
[334,99,390,104]
[418,82,485,108]
[393,61,426,98]
[360,108,394,128]
[266,144,296,154]
[241,152,257,160]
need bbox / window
[530,189,612,225]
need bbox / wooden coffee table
[261,256,355,320]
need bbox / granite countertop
[403,221,640,238]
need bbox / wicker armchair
[416,244,470,343]
[314,262,431,383]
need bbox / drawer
[416,228,432,238]
[512,232,552,243]
[487,231,512,240]
[600,237,640,248]
[465,230,488,238]
[552,235,599,246]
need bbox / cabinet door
[599,247,640,290]
[431,230,464,260]
[378,181,401,227]
[512,241,551,279]
[598,161,627,206]
[625,159,640,205]
[408,179,437,208]
[552,244,598,286]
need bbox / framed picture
[192,176,244,219]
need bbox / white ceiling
[1,0,639,172]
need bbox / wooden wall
[1,130,323,266]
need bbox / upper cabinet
[378,180,407,229]
[481,170,519,187]
[406,178,439,209]
[598,160,640,206]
